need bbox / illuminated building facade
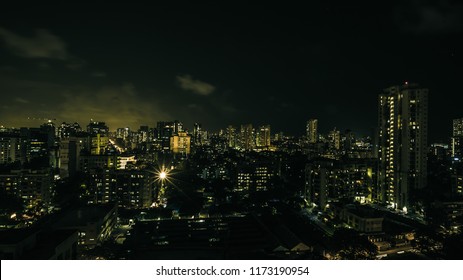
[378,83,428,210]
[51,205,117,249]
[305,164,328,208]
[226,125,237,148]
[328,129,341,150]
[58,122,82,139]
[239,124,255,151]
[157,121,175,150]
[451,118,463,158]
[236,164,274,198]
[452,137,462,158]
[86,121,109,136]
[236,170,252,198]
[305,159,374,209]
[254,166,273,192]
[87,169,152,208]
[138,125,149,143]
[453,118,463,137]
[59,137,82,178]
[79,154,118,173]
[116,127,130,141]
[170,132,191,155]
[306,119,318,143]
[90,134,109,155]
[21,128,49,161]
[174,120,184,134]
[0,135,21,164]
[0,169,53,209]
[256,125,271,148]
[193,123,202,146]
[452,172,463,196]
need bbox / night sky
[1,2,462,142]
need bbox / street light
[155,166,170,206]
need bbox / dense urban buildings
[1,84,462,260]
[0,7,462,278]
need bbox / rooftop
[53,204,116,228]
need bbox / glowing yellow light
[159,171,167,179]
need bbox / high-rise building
[328,128,341,150]
[451,118,463,158]
[174,120,183,134]
[235,164,274,198]
[453,118,463,137]
[90,134,109,155]
[138,125,149,143]
[193,123,202,146]
[451,166,463,197]
[226,125,236,148]
[239,124,255,151]
[59,122,82,139]
[87,169,152,208]
[377,83,428,210]
[170,132,191,155]
[452,137,463,158]
[157,121,175,150]
[59,137,80,178]
[0,134,21,164]
[87,121,109,136]
[305,164,329,209]
[0,168,53,209]
[306,119,318,143]
[257,125,271,148]
[116,127,130,141]
[343,129,355,151]
[20,128,49,162]
[236,170,252,199]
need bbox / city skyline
[1,3,463,141]
[1,3,463,261]
[0,93,457,145]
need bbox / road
[299,208,335,236]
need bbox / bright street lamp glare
[159,171,167,179]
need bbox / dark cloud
[58,84,170,128]
[37,62,50,70]
[0,77,171,129]
[65,58,87,70]
[91,71,107,78]
[0,5,461,139]
[14,97,29,104]
[187,103,201,110]
[395,0,463,34]
[176,74,216,96]
[0,27,68,59]
[0,65,17,73]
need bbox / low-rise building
[0,228,78,260]
[51,205,117,249]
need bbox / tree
[0,188,24,213]
[330,228,377,259]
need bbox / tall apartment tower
[328,128,341,150]
[240,124,255,151]
[257,125,271,147]
[193,123,202,146]
[377,83,428,210]
[226,125,236,148]
[306,119,318,143]
[453,118,463,137]
[451,118,463,158]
